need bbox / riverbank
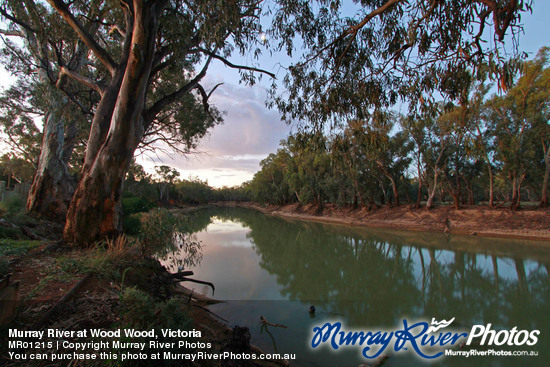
[0,219,286,366]
[225,202,550,242]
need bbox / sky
[1,2,549,188]
[138,1,550,188]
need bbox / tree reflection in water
[182,207,550,366]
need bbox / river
[166,207,550,366]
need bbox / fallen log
[31,273,91,330]
[170,271,194,279]
[0,218,46,241]
[176,276,215,295]
[260,316,288,329]
[170,283,222,304]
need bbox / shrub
[137,209,203,270]
[122,196,154,215]
[117,287,194,366]
[122,213,142,236]
[137,208,178,256]
[0,196,28,226]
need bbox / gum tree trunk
[426,144,445,210]
[63,1,161,244]
[376,161,400,207]
[26,96,77,221]
[488,164,494,207]
[540,145,550,207]
[21,2,98,221]
[9,2,81,221]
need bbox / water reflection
[180,207,550,366]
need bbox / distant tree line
[246,48,550,210]
[122,163,247,209]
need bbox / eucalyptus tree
[154,165,180,204]
[399,114,427,208]
[524,49,550,207]
[249,149,292,205]
[397,108,449,209]
[2,0,272,244]
[437,94,481,209]
[485,48,549,209]
[468,83,498,207]
[269,0,531,126]
[0,81,42,169]
[283,131,331,205]
[0,153,35,186]
[0,1,93,220]
[330,132,363,207]
[342,113,411,207]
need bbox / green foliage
[0,154,36,187]
[117,287,194,366]
[0,239,42,256]
[122,196,155,216]
[0,196,26,221]
[174,178,212,204]
[247,48,549,209]
[119,287,191,330]
[121,196,154,235]
[134,209,205,272]
[137,209,179,256]
[268,0,530,125]
[122,213,142,236]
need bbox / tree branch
[344,0,404,37]
[297,0,404,68]
[0,6,37,34]
[46,0,117,75]
[196,48,275,79]
[108,24,126,38]
[57,66,105,96]
[0,29,24,37]
[144,56,213,125]
[195,82,222,120]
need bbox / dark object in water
[309,305,316,314]
[260,315,288,328]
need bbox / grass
[0,239,42,255]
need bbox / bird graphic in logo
[426,317,456,333]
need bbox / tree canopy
[247,48,550,209]
[1,0,272,243]
[268,0,533,125]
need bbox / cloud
[138,80,290,187]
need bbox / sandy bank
[221,202,550,242]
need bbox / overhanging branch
[196,48,275,79]
[144,56,213,126]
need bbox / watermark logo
[426,317,455,333]
[310,318,540,360]
[466,324,539,347]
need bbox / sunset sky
[1,2,549,188]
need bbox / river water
[167,207,550,366]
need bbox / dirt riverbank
[1,240,285,367]
[224,202,550,242]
